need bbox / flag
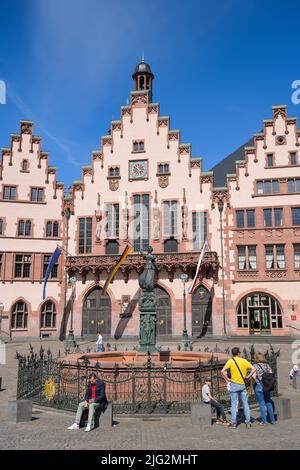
[102,244,133,294]
[188,240,208,295]
[43,246,62,300]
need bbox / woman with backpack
[253,352,276,425]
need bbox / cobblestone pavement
[0,338,299,450]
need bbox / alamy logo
[291,80,300,105]
[0,80,6,104]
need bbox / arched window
[41,301,56,329]
[18,220,31,237]
[11,301,28,329]
[236,292,283,334]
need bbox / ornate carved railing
[65,251,219,283]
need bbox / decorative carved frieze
[66,251,220,283]
[111,122,122,131]
[40,152,48,160]
[190,160,201,169]
[109,179,119,191]
[236,270,259,279]
[273,107,286,120]
[62,197,74,215]
[131,93,148,105]
[102,136,112,146]
[179,144,190,155]
[293,228,300,237]
[92,151,103,162]
[200,174,213,184]
[83,167,93,177]
[121,107,131,116]
[265,270,287,279]
[158,175,169,188]
[211,190,229,209]
[148,105,158,114]
[158,118,168,127]
[168,131,179,141]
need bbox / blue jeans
[254,382,275,424]
[230,382,251,425]
[95,344,103,352]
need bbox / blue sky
[0,0,299,187]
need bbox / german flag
[102,244,133,294]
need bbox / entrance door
[82,287,111,336]
[249,307,271,334]
[192,285,212,337]
[154,287,172,336]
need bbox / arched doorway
[192,285,212,337]
[236,292,283,335]
[82,287,111,336]
[154,286,172,336]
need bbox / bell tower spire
[132,55,154,102]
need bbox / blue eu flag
[43,246,62,300]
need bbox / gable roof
[210,137,254,187]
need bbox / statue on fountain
[138,246,158,352]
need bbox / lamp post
[0,302,4,339]
[62,206,71,342]
[65,275,77,349]
[180,273,189,350]
[218,201,226,336]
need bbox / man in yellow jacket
[221,347,256,429]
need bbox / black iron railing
[16,344,279,414]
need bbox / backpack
[257,363,275,392]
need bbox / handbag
[256,363,275,392]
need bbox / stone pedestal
[6,400,32,423]
[191,403,212,425]
[272,396,292,420]
[94,403,113,429]
[293,374,300,390]
[139,292,157,353]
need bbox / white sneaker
[67,423,79,430]
[85,424,92,432]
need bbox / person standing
[95,330,104,352]
[221,347,256,429]
[252,352,276,425]
[67,372,108,432]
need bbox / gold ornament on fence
[43,378,56,401]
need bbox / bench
[0,400,33,423]
[191,403,213,425]
[80,402,113,429]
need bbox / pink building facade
[0,61,299,340]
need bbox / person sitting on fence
[95,331,104,353]
[67,372,108,432]
[221,347,256,429]
[252,352,276,426]
[202,379,228,425]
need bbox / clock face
[129,160,148,180]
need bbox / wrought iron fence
[16,344,279,414]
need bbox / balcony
[65,251,219,283]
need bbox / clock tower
[132,55,154,102]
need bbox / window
[22,160,28,171]
[294,244,300,269]
[133,194,149,251]
[257,179,279,194]
[263,209,272,227]
[164,238,178,253]
[14,254,31,278]
[11,301,28,329]
[0,218,3,235]
[290,152,297,166]
[18,220,31,237]
[30,187,44,202]
[163,200,178,238]
[265,245,285,269]
[108,167,120,178]
[0,253,2,279]
[288,178,300,193]
[41,301,56,329]
[236,210,244,228]
[3,186,16,200]
[274,208,283,227]
[292,207,300,226]
[78,218,92,254]
[237,245,257,270]
[192,212,207,250]
[46,221,59,237]
[132,140,145,152]
[246,210,255,228]
[266,154,274,167]
[105,203,119,238]
[157,163,170,174]
[43,255,59,279]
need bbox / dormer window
[157,163,170,175]
[108,166,120,178]
[132,140,145,152]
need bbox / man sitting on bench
[68,372,108,432]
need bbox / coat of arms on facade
[158,175,169,188]
[43,378,56,401]
[109,179,119,191]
